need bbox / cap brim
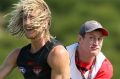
[97,28,109,36]
[86,27,109,36]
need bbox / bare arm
[0,48,20,79]
[48,45,70,79]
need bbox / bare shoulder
[0,48,21,78]
[53,44,67,52]
[4,48,21,66]
[8,48,21,59]
[47,45,70,68]
[49,45,68,59]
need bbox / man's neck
[30,37,49,53]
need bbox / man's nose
[93,38,99,45]
[26,18,31,25]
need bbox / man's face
[79,30,104,56]
[23,7,47,39]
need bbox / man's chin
[25,35,35,39]
[91,51,100,56]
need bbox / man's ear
[44,18,50,29]
[42,21,47,30]
[77,35,83,44]
[78,35,81,40]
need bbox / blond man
[0,0,70,79]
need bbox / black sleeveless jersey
[17,39,61,79]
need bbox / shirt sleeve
[94,59,113,79]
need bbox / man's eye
[98,37,103,41]
[23,15,27,20]
[90,37,93,39]
[29,15,34,19]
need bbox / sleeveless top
[17,39,60,79]
[66,43,106,79]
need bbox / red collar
[75,50,95,73]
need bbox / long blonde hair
[8,0,53,38]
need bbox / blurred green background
[0,0,120,79]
